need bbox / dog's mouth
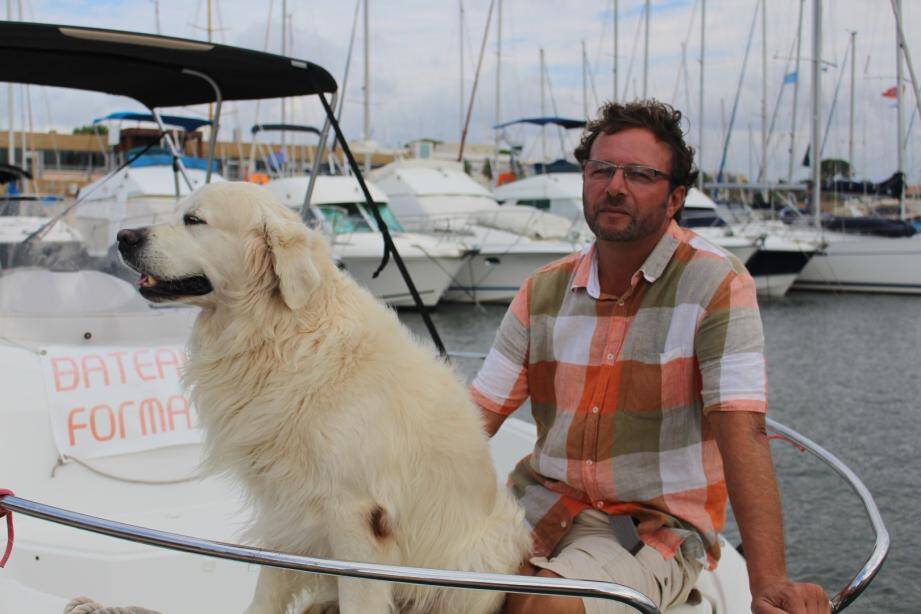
[135,272,214,302]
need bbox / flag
[882,86,898,98]
[802,145,810,168]
[783,71,798,84]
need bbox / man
[470,100,830,614]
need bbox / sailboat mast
[848,31,856,174]
[459,0,464,135]
[6,0,12,168]
[788,0,804,183]
[582,40,588,119]
[280,0,287,173]
[698,0,705,190]
[363,0,370,172]
[811,0,822,229]
[895,0,904,218]
[643,0,650,98]
[494,0,501,181]
[540,48,546,163]
[613,0,619,102]
[760,0,768,185]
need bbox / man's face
[582,128,685,243]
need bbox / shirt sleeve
[695,270,767,416]
[469,279,531,416]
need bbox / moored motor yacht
[371,160,581,303]
[265,175,470,307]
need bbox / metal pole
[643,0,650,98]
[494,0,501,182]
[150,109,195,193]
[457,0,496,163]
[613,0,619,102]
[281,0,287,175]
[304,92,337,212]
[848,31,856,175]
[6,0,12,169]
[182,69,222,184]
[788,0,804,183]
[459,0,464,135]
[363,0,371,173]
[760,0,768,185]
[698,0,705,189]
[540,48,546,163]
[0,495,658,612]
[317,93,447,357]
[890,0,921,143]
[582,40,588,119]
[895,0,905,219]
[811,0,822,229]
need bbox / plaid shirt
[470,221,766,569]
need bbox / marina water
[400,291,919,613]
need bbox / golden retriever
[116,182,530,614]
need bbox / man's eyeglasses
[582,160,671,186]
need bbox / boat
[370,159,581,303]
[0,21,887,614]
[72,113,225,261]
[0,163,88,270]
[265,175,471,307]
[684,190,816,297]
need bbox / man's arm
[709,410,830,614]
[481,407,508,438]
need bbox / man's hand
[752,579,831,614]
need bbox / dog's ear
[263,211,321,310]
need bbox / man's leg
[506,511,701,614]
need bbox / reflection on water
[400,291,920,613]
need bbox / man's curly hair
[574,100,699,193]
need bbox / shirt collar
[572,221,682,299]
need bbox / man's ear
[263,211,321,310]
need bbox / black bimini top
[0,21,337,108]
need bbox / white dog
[116,182,531,614]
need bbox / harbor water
[400,291,920,613]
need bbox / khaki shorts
[530,510,703,614]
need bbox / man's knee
[504,568,586,614]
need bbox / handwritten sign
[39,344,202,459]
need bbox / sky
[6,0,921,183]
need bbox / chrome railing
[765,418,889,612]
[0,416,887,614]
[0,495,658,614]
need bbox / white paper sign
[39,344,202,459]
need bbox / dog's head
[117,182,327,311]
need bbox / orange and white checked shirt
[470,221,766,569]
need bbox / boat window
[680,208,727,228]
[318,203,374,234]
[368,203,405,233]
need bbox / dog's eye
[183,214,206,226]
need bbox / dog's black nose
[117,228,146,254]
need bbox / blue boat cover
[93,112,212,132]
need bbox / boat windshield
[318,201,404,234]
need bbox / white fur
[131,182,531,614]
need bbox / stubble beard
[585,193,670,243]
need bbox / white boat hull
[442,249,572,303]
[793,234,921,294]
[336,251,466,307]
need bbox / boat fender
[0,488,13,567]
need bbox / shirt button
[607,353,614,360]
[586,459,593,466]
[595,501,604,509]
[560,521,567,528]
[591,406,599,414]
[617,299,624,306]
